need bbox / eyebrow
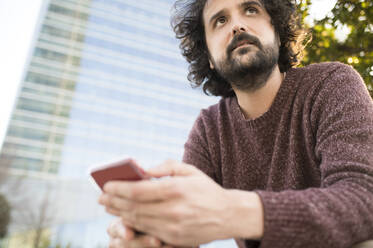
[208,9,226,27]
[240,0,263,9]
[208,1,263,27]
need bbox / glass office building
[0,0,237,247]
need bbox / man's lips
[226,33,262,58]
[232,41,254,51]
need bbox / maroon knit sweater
[182,62,373,248]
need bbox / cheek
[207,37,229,63]
[258,23,278,46]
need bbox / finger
[107,218,122,238]
[128,234,162,248]
[109,238,124,248]
[121,224,136,240]
[102,195,175,222]
[103,199,169,236]
[146,160,197,178]
[103,179,177,202]
[101,194,133,211]
[120,212,168,240]
[117,201,178,233]
[107,218,135,241]
[105,206,121,217]
[161,246,193,248]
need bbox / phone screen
[90,158,146,190]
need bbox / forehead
[203,0,263,19]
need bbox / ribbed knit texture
[182,62,373,248]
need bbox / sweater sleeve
[255,64,373,248]
[182,110,219,183]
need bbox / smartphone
[90,157,147,235]
[90,157,148,191]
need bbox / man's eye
[216,16,227,26]
[245,7,258,15]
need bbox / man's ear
[276,33,281,47]
[206,49,215,69]
[209,59,214,69]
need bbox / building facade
[0,0,237,247]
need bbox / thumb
[146,160,197,178]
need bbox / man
[98,0,373,247]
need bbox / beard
[211,32,279,92]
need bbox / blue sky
[0,0,337,147]
[0,0,43,147]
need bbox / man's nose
[232,25,246,35]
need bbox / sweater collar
[231,67,297,127]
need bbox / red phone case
[90,158,147,190]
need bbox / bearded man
[99,0,373,247]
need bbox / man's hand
[107,218,164,247]
[99,160,263,246]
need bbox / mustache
[227,32,262,55]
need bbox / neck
[233,65,285,120]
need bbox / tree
[300,0,373,98]
[15,183,56,248]
[0,193,10,239]
[0,152,13,241]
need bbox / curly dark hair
[171,0,309,97]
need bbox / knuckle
[129,201,137,212]
[164,182,183,200]
[110,184,119,196]
[106,206,114,215]
[108,196,117,207]
[172,181,184,197]
[126,208,140,228]
[169,206,183,221]
[163,180,181,197]
[126,187,135,199]
[105,195,113,205]
[168,224,183,241]
[111,198,119,208]
[129,187,142,201]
